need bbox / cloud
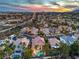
[0,0,79,12]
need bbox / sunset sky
[0,0,79,12]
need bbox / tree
[44,36,48,43]
[4,44,13,55]
[71,24,76,31]
[43,42,50,56]
[23,48,33,59]
[0,50,4,59]
[70,40,79,56]
[38,31,45,37]
[59,42,70,59]
[47,48,60,59]
[43,35,50,56]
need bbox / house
[49,27,58,35]
[0,40,5,50]
[40,28,50,36]
[10,34,17,41]
[0,40,5,46]
[74,32,79,39]
[67,26,72,33]
[20,27,36,42]
[9,35,20,46]
[20,27,30,35]
[9,35,17,44]
[32,36,45,56]
[20,37,30,48]
[59,35,77,45]
[48,37,60,48]
[30,27,38,35]
[32,36,45,48]
[9,35,30,48]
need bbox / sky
[0,0,79,12]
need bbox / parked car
[12,50,22,59]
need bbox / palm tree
[23,48,33,59]
[43,42,50,56]
[59,42,70,59]
[42,35,50,56]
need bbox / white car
[12,50,22,59]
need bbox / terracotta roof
[32,36,45,47]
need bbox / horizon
[0,0,79,12]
